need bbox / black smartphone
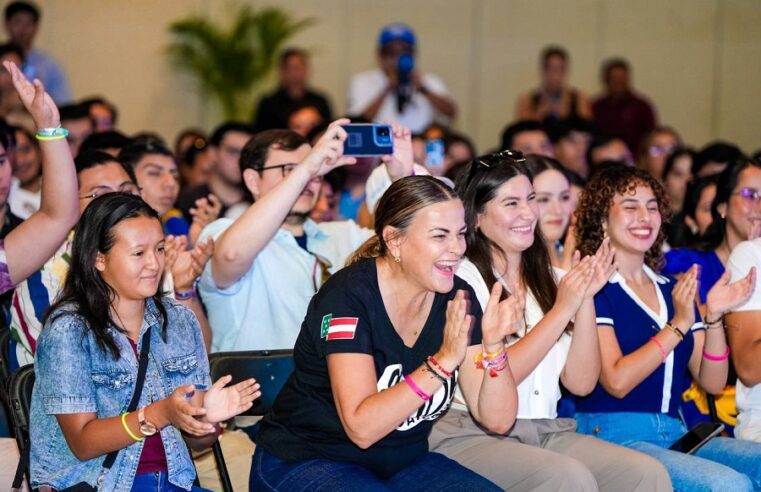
[342,124,393,156]
[668,422,724,454]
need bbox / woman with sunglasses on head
[30,193,260,491]
[427,150,672,491]
[573,165,761,491]
[663,158,761,305]
[252,175,522,491]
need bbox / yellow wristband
[121,412,143,442]
[35,134,67,141]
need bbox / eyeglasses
[648,144,678,158]
[465,149,527,186]
[79,184,142,201]
[732,188,761,203]
[258,163,322,182]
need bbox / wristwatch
[138,406,158,437]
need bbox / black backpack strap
[102,326,153,470]
[11,438,29,491]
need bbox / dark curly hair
[576,164,670,271]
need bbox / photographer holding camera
[347,23,457,133]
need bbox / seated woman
[573,164,761,491]
[663,158,761,304]
[252,175,522,490]
[429,150,671,491]
[31,193,259,491]
[523,154,576,270]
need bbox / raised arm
[211,119,355,288]
[2,61,79,286]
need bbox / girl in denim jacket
[30,193,259,491]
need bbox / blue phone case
[342,124,393,156]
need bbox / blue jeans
[130,471,212,492]
[576,412,761,492]
[248,446,501,491]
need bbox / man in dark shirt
[592,58,657,155]
[252,48,333,132]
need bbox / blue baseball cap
[378,23,416,48]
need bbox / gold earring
[393,255,401,263]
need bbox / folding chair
[207,350,295,492]
[8,364,35,491]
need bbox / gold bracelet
[121,412,144,442]
[665,322,684,342]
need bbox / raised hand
[301,118,356,178]
[203,375,261,424]
[554,252,595,317]
[169,236,214,292]
[706,267,756,320]
[585,237,617,298]
[671,264,698,331]
[482,282,525,348]
[435,290,473,372]
[162,384,215,436]
[381,122,414,180]
[3,60,59,128]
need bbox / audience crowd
[0,4,760,491]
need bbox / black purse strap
[102,326,153,470]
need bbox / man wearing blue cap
[347,23,456,133]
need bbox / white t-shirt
[452,258,571,419]
[8,177,41,219]
[346,69,451,134]
[727,238,761,442]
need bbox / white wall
[7,0,760,154]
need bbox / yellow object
[121,412,144,442]
[682,382,737,426]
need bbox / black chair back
[208,350,294,416]
[0,328,11,387]
[8,364,34,490]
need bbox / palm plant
[167,5,313,121]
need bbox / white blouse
[452,257,571,419]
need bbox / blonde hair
[347,176,458,265]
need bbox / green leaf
[166,4,314,120]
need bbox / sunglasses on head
[465,149,527,186]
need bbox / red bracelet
[649,337,667,361]
[702,346,730,362]
[404,375,431,401]
[427,356,453,378]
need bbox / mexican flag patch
[320,314,359,341]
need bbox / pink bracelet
[404,374,431,401]
[649,337,667,361]
[702,346,730,362]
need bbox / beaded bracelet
[427,355,453,378]
[404,374,431,401]
[121,412,143,442]
[703,346,730,362]
[423,359,448,385]
[474,348,508,377]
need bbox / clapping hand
[585,237,617,298]
[165,235,214,293]
[671,264,699,331]
[555,252,595,317]
[482,282,525,348]
[3,60,59,129]
[435,290,473,372]
[706,267,756,321]
[203,375,261,424]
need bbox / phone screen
[668,422,724,454]
[425,139,445,175]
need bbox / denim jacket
[30,297,211,491]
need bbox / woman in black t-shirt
[253,175,523,490]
